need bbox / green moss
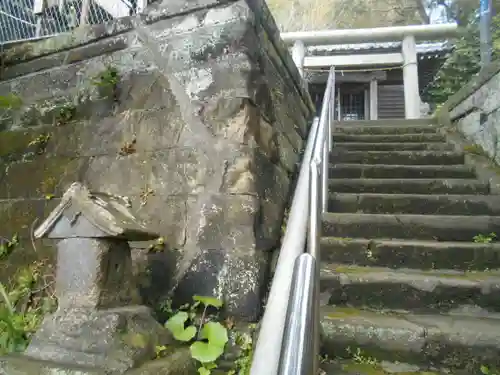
[0,129,39,159]
[341,361,441,375]
[3,156,81,200]
[342,362,386,375]
[464,144,488,157]
[0,94,22,110]
[326,307,365,319]
[330,265,500,280]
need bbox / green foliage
[165,311,197,341]
[0,263,57,355]
[93,66,120,88]
[424,14,500,105]
[147,237,165,253]
[193,295,223,309]
[0,94,22,110]
[55,103,76,126]
[190,322,228,363]
[93,66,120,100]
[481,365,500,375]
[347,347,378,366]
[473,232,497,244]
[0,235,18,260]
[163,296,228,375]
[28,133,51,154]
[228,327,256,375]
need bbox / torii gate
[282,23,458,119]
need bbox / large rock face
[0,0,313,320]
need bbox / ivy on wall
[423,14,500,105]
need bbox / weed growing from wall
[0,238,57,354]
[93,66,120,101]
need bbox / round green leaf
[190,341,224,363]
[198,367,211,375]
[200,322,228,348]
[165,312,197,342]
[175,325,197,342]
[193,295,223,308]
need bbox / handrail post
[321,141,328,214]
[308,162,321,375]
[250,117,321,375]
[277,254,317,375]
[252,66,336,375]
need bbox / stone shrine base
[1,306,179,375]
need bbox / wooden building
[304,42,451,120]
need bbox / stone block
[75,108,185,156]
[1,156,85,199]
[0,198,60,240]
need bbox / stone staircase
[319,119,500,375]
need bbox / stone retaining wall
[0,0,314,320]
[437,61,500,164]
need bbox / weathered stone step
[321,306,500,372]
[329,193,500,215]
[320,264,500,311]
[329,164,475,179]
[320,237,500,270]
[333,142,453,151]
[322,213,500,241]
[335,125,438,135]
[328,179,488,194]
[320,358,452,375]
[332,133,445,143]
[331,151,464,165]
[334,119,437,127]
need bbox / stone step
[334,119,437,127]
[329,164,475,179]
[321,213,500,241]
[320,359,454,375]
[320,359,451,375]
[320,305,500,372]
[328,178,488,194]
[332,133,445,143]
[334,125,438,135]
[333,142,454,151]
[320,237,500,271]
[328,193,500,215]
[320,264,500,311]
[331,151,464,165]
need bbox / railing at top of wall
[0,0,147,45]
[250,66,335,375]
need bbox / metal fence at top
[0,0,147,45]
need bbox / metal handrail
[250,66,335,375]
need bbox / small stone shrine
[1,182,170,374]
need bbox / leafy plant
[93,66,120,100]
[347,347,378,366]
[228,326,256,375]
[164,295,228,375]
[0,234,18,260]
[424,14,500,105]
[147,237,165,253]
[93,66,120,87]
[54,104,76,126]
[0,262,57,355]
[119,136,137,156]
[481,365,500,375]
[28,133,51,154]
[473,232,497,244]
[0,94,22,110]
